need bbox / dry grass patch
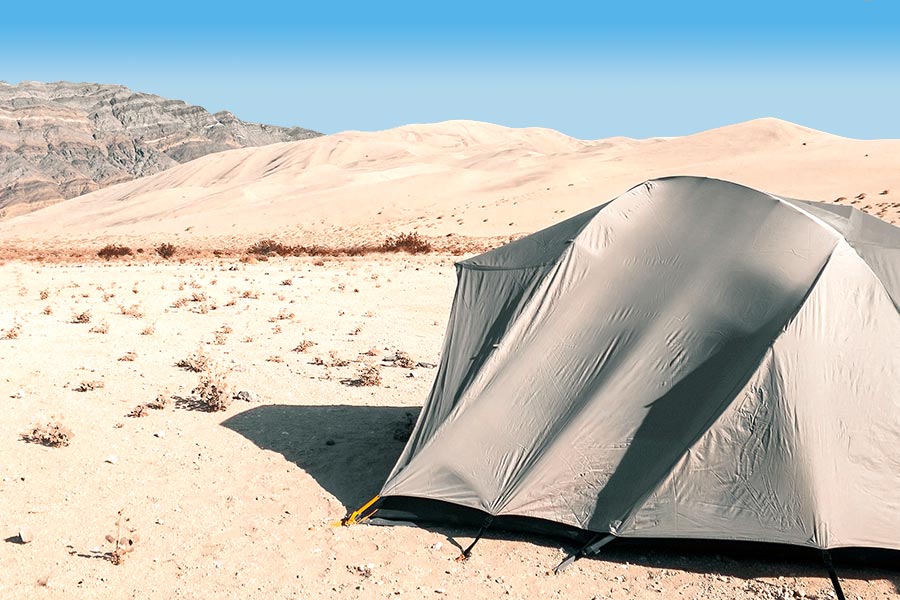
[191,366,231,412]
[2,323,22,339]
[22,421,73,447]
[72,310,92,324]
[119,304,144,318]
[343,364,382,387]
[97,244,133,260]
[292,339,317,352]
[176,348,209,372]
[89,321,110,334]
[74,380,105,392]
[104,510,140,565]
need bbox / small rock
[104,455,118,464]
[325,439,336,446]
[15,389,24,398]
[154,430,166,438]
[431,542,443,551]
[18,527,33,543]
[435,590,445,595]
[407,372,416,378]
[417,362,436,369]
[233,390,255,402]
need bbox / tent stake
[456,516,494,561]
[821,550,846,600]
[552,533,616,574]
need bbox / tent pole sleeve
[552,533,616,574]
[822,550,846,600]
[456,515,494,561]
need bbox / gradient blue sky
[1,1,898,139]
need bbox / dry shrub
[393,351,416,369]
[192,366,231,412]
[22,421,73,447]
[119,304,144,318]
[42,305,52,315]
[89,321,110,334]
[240,289,259,299]
[267,355,284,363]
[281,278,293,286]
[74,380,105,392]
[39,289,49,300]
[156,242,176,259]
[147,394,171,410]
[140,325,155,336]
[97,244,133,260]
[292,339,317,353]
[2,323,22,340]
[381,232,432,254]
[329,350,350,367]
[345,365,382,387]
[247,239,288,256]
[176,348,209,372]
[72,310,92,324]
[104,510,139,565]
[191,292,207,303]
[118,351,137,362]
[241,335,253,343]
[270,308,294,322]
[127,404,148,418]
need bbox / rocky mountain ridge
[0,81,320,214]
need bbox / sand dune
[1,117,898,246]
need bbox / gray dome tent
[344,176,900,593]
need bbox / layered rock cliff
[0,81,320,213]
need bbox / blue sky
[1,1,898,139]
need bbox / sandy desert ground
[2,119,900,599]
[0,255,897,600]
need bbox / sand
[1,119,899,599]
[1,118,899,250]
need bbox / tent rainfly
[342,176,900,597]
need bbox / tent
[344,176,900,588]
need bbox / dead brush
[118,351,137,362]
[393,351,417,369]
[267,355,284,363]
[191,365,231,412]
[119,304,144,318]
[269,308,295,322]
[97,244,133,260]
[39,289,49,300]
[42,306,52,315]
[2,323,22,340]
[127,404,148,418]
[104,509,139,565]
[147,394,171,410]
[71,310,92,324]
[74,380,105,392]
[22,420,73,447]
[89,321,110,334]
[155,242,176,259]
[292,339,317,353]
[343,364,382,387]
[140,325,156,336]
[176,348,209,372]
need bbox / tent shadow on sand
[222,404,899,593]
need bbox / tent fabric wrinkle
[376,176,900,552]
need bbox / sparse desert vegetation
[3,251,886,600]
